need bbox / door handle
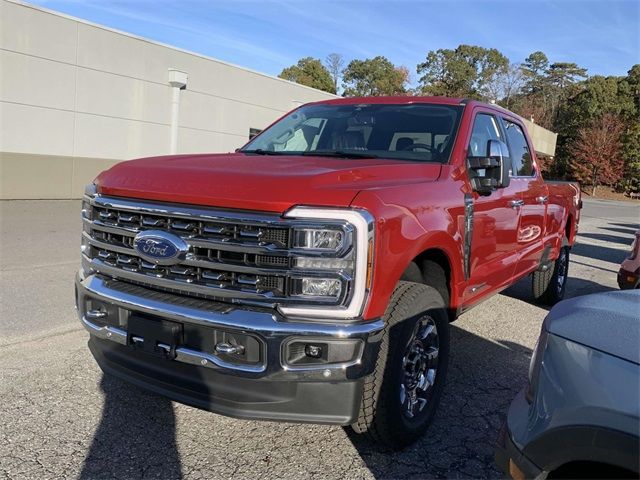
[536,195,549,204]
[509,199,525,208]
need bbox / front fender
[351,185,465,319]
[513,334,640,475]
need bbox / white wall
[0,0,337,198]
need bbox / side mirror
[488,140,511,189]
[467,139,511,195]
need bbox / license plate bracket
[127,315,184,360]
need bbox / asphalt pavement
[0,197,638,479]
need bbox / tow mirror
[488,140,511,189]
[468,139,511,195]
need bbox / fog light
[285,339,362,367]
[81,235,90,254]
[305,344,323,358]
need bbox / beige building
[522,118,557,162]
[0,0,337,199]
[1,0,557,200]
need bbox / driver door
[464,110,521,305]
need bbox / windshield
[240,103,464,163]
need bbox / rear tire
[533,246,569,305]
[350,281,450,449]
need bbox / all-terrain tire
[532,245,570,305]
[349,281,450,449]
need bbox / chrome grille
[94,205,291,247]
[92,245,285,294]
[91,229,293,270]
[83,196,300,303]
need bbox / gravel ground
[0,198,637,479]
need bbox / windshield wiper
[241,149,378,159]
[240,149,282,155]
[301,150,379,159]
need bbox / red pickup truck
[76,96,581,448]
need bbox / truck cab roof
[306,96,524,121]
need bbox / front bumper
[495,390,545,480]
[496,422,544,480]
[76,272,384,425]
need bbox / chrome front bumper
[75,271,384,382]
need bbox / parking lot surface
[1,198,637,479]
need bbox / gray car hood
[543,290,640,365]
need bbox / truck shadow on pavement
[79,374,183,479]
[501,233,626,308]
[572,241,628,265]
[609,222,640,231]
[578,232,634,246]
[79,329,530,479]
[347,325,532,479]
[600,226,638,236]
[76,222,627,479]
[501,274,617,310]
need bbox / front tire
[532,246,569,305]
[350,281,450,449]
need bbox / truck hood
[544,290,640,365]
[95,153,442,213]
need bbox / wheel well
[549,461,636,479]
[400,249,453,319]
[565,215,573,241]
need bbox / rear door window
[502,120,534,176]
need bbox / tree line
[278,48,640,195]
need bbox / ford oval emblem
[133,230,189,265]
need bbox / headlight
[80,184,97,275]
[280,207,374,319]
[293,228,345,251]
[81,197,93,222]
[628,235,639,260]
[81,183,96,221]
[526,329,548,403]
[81,184,96,242]
[81,199,92,220]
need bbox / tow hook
[215,342,245,356]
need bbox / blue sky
[32,0,639,84]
